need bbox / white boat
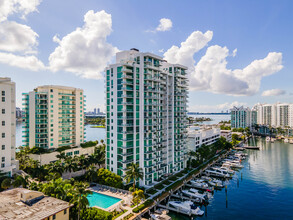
[182,188,208,202]
[223,161,243,169]
[266,136,271,142]
[289,139,293,144]
[271,138,275,143]
[190,180,213,191]
[213,166,235,174]
[204,169,230,178]
[168,200,204,216]
[284,138,289,143]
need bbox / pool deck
[89,186,132,212]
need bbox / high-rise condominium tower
[0,77,17,176]
[23,85,85,149]
[105,49,188,186]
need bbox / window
[2,121,4,126]
[1,109,4,114]
[1,133,5,138]
[1,145,4,150]
[53,214,56,220]
[50,89,53,92]
[2,157,5,162]
[50,95,53,98]
[64,209,67,215]
[1,164,4,168]
[1,91,5,96]
[1,97,5,102]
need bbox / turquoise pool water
[87,192,121,209]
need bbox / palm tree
[47,160,64,178]
[85,165,97,183]
[56,152,67,161]
[132,189,145,208]
[70,182,92,220]
[125,163,143,191]
[64,157,77,179]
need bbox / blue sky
[0,0,292,112]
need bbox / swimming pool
[87,192,122,209]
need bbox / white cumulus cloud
[156,18,172,32]
[164,31,283,96]
[0,21,38,53]
[0,0,41,21]
[49,10,118,79]
[0,52,45,71]
[262,89,286,96]
[164,30,213,68]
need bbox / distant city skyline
[1,0,293,112]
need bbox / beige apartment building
[23,85,85,149]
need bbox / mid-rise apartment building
[187,126,220,151]
[231,106,251,128]
[105,49,188,186]
[0,77,17,176]
[254,103,293,128]
[23,85,85,149]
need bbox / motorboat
[223,161,243,169]
[190,180,213,192]
[182,188,208,202]
[204,169,230,178]
[266,136,271,142]
[168,200,204,216]
[284,138,289,143]
[213,167,235,175]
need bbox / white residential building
[0,77,17,176]
[187,126,220,151]
[254,103,293,128]
[105,49,188,186]
[220,130,232,142]
[23,85,85,149]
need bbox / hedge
[132,199,154,213]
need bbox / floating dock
[243,146,260,150]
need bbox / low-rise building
[28,145,97,166]
[0,188,72,220]
[220,130,232,142]
[187,126,220,151]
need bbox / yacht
[266,136,271,142]
[213,167,235,175]
[168,200,204,216]
[182,188,208,203]
[204,169,230,178]
[190,180,213,191]
[284,138,289,143]
[223,161,243,169]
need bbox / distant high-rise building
[22,85,85,149]
[255,103,293,128]
[105,49,188,186]
[16,107,23,119]
[231,106,251,129]
[93,108,97,114]
[97,108,100,114]
[0,77,17,176]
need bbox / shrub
[81,208,112,220]
[154,183,164,190]
[132,199,154,213]
[28,146,51,154]
[80,141,98,148]
[56,146,71,152]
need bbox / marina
[160,138,293,220]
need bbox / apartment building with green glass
[105,49,188,186]
[22,85,85,149]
